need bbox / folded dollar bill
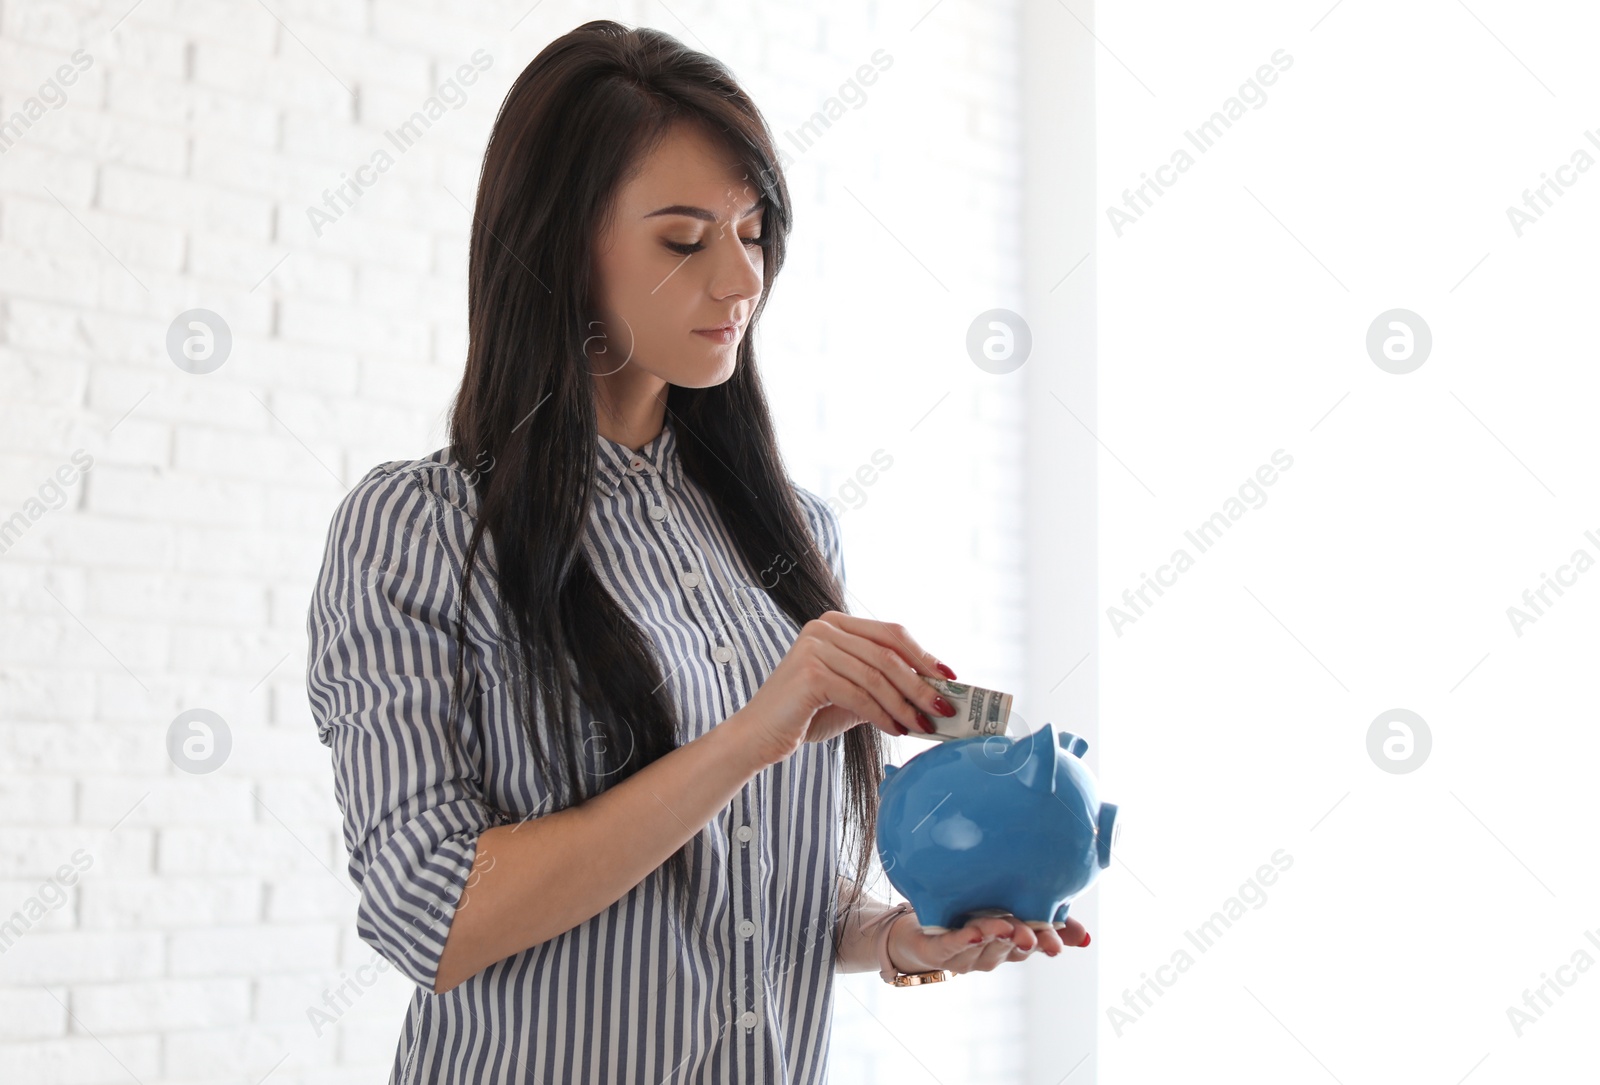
[916,676,1014,741]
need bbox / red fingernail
[1079,932,1091,948]
[893,721,909,735]
[932,695,957,718]
[970,934,983,944]
[916,711,936,733]
[936,662,957,680]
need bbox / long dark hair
[442,20,887,950]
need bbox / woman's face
[587,122,768,391]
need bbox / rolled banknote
[915,676,1013,741]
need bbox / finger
[1005,940,1036,963]
[953,917,1018,960]
[933,921,1000,971]
[815,611,947,680]
[983,917,1036,965]
[974,935,1018,971]
[974,916,1021,941]
[1006,923,1039,954]
[807,651,913,737]
[812,637,934,734]
[949,917,1046,969]
[1054,918,1089,947]
[944,922,997,954]
[1033,926,1067,954]
[812,622,947,727]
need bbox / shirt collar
[594,419,684,497]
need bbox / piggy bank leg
[997,894,1068,930]
[909,899,965,934]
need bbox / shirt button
[739,1010,758,1029]
[735,824,754,843]
[648,504,667,521]
[680,571,702,589]
[738,919,756,938]
[712,645,734,664]
[629,456,644,471]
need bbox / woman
[305,19,1088,1084]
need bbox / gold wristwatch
[889,968,951,986]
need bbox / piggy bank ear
[1023,724,1057,795]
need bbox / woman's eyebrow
[643,200,764,222]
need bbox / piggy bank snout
[1096,802,1118,869]
[1057,731,1089,758]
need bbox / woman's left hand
[886,911,1090,976]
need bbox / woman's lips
[693,325,738,345]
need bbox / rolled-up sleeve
[305,466,499,991]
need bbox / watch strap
[871,901,917,983]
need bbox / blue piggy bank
[876,721,1119,932]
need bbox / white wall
[1094,2,1599,1082]
[1020,0,1099,1081]
[0,0,1043,1081]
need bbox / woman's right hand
[731,610,959,766]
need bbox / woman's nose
[711,231,764,301]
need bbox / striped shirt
[305,419,851,1083]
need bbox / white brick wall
[0,0,1034,1080]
